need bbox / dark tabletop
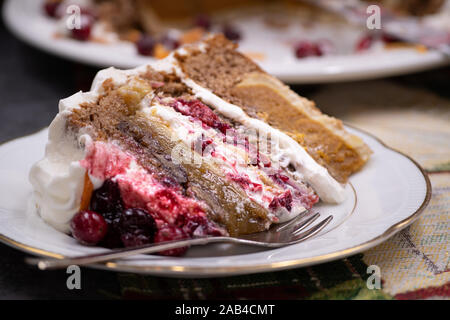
[1,1,449,300]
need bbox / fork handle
[25,236,233,270]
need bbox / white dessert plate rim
[3,0,449,84]
[0,125,431,277]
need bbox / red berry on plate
[294,41,322,59]
[70,210,108,245]
[71,14,93,41]
[119,208,156,247]
[222,24,242,41]
[43,1,61,18]
[136,35,156,56]
[193,14,211,30]
[355,34,374,52]
[99,211,123,249]
[201,138,214,154]
[381,32,399,43]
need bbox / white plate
[0,126,430,277]
[3,0,449,83]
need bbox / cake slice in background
[29,35,371,255]
[363,0,445,16]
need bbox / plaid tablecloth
[105,76,450,300]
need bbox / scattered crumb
[243,51,266,61]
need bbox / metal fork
[25,211,333,270]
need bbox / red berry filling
[153,225,189,256]
[170,99,231,134]
[163,98,318,215]
[119,208,157,247]
[71,177,224,255]
[90,179,124,214]
[77,142,226,255]
[222,24,242,42]
[80,142,131,179]
[227,173,263,193]
[201,137,215,155]
[269,190,293,212]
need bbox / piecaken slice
[29,35,371,254]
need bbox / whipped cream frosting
[29,107,88,233]
[29,40,345,232]
[29,83,99,232]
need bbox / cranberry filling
[70,177,225,255]
[269,172,290,185]
[119,208,157,247]
[166,98,276,169]
[171,99,231,134]
[162,99,319,214]
[153,225,189,256]
[227,173,263,193]
[269,190,293,212]
[90,179,124,214]
[201,138,214,151]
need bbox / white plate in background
[3,0,449,83]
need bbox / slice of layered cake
[29,35,371,255]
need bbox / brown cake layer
[176,35,372,182]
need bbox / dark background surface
[0,1,449,300]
